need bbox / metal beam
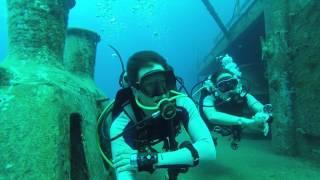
[199,0,264,75]
[201,0,230,38]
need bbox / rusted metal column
[288,0,320,161]
[263,0,296,155]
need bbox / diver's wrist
[134,152,158,173]
[130,154,138,169]
[238,117,248,126]
[238,117,252,126]
[237,117,243,125]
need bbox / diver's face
[215,73,240,99]
[134,64,169,106]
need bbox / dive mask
[216,77,239,93]
[136,70,177,98]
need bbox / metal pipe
[6,0,75,65]
[64,28,101,79]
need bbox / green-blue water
[1,0,319,179]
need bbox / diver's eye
[138,70,174,97]
[217,78,238,93]
[145,80,168,95]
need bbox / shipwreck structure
[1,0,319,179]
[200,0,320,161]
[0,0,109,179]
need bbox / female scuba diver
[103,50,216,180]
[196,55,272,149]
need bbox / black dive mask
[136,70,176,98]
[216,77,238,93]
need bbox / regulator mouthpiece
[159,99,176,120]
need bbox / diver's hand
[252,112,270,135]
[263,122,270,136]
[204,79,214,92]
[113,150,138,173]
[239,117,255,126]
[252,112,269,124]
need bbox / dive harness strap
[179,141,199,166]
[122,102,137,124]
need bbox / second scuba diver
[196,55,272,149]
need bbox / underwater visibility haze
[0,0,320,179]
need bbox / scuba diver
[195,54,272,150]
[98,50,216,180]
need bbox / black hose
[108,45,125,72]
[175,76,193,99]
[108,45,126,88]
[190,79,207,97]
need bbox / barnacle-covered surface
[0,0,108,179]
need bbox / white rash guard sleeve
[110,112,137,180]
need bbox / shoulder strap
[111,87,143,123]
[122,102,137,124]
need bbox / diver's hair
[126,50,170,87]
[210,68,234,84]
